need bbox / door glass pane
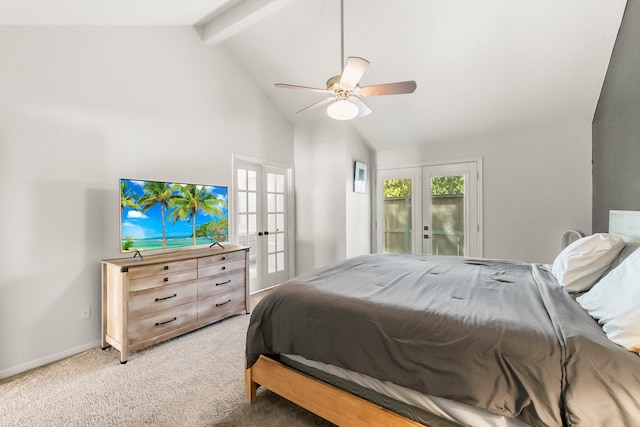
[431,175,465,256]
[277,252,284,272]
[237,169,247,190]
[267,194,275,212]
[268,213,276,231]
[248,192,256,212]
[248,214,257,234]
[276,194,284,212]
[276,175,284,193]
[249,248,257,281]
[268,253,276,273]
[267,174,276,192]
[238,191,247,213]
[383,178,412,253]
[248,170,257,191]
[238,214,247,235]
[268,234,276,252]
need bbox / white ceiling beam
[197,0,297,45]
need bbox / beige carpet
[0,314,334,426]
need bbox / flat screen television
[120,178,228,254]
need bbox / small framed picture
[354,161,368,193]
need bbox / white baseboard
[0,340,102,380]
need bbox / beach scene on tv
[120,179,228,253]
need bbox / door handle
[258,232,263,236]
[264,231,269,235]
[424,234,431,239]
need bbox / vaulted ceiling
[0,0,628,151]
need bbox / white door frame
[376,158,483,257]
[232,154,296,292]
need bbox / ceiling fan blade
[339,57,370,90]
[357,80,417,97]
[275,83,332,94]
[350,97,372,117]
[296,97,335,114]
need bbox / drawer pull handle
[216,280,232,287]
[163,277,169,282]
[221,266,226,271]
[155,293,177,302]
[164,265,169,271]
[221,256,226,260]
[155,317,177,326]
[216,299,232,307]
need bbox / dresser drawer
[129,280,198,318]
[127,259,197,280]
[198,287,245,323]
[198,259,245,278]
[198,250,245,268]
[198,271,244,300]
[129,269,197,292]
[128,302,198,344]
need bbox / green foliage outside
[431,176,464,196]
[384,179,411,198]
[383,176,464,198]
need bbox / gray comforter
[246,254,640,426]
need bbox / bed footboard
[245,355,425,426]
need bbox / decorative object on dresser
[102,245,250,363]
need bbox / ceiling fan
[274,0,417,121]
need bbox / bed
[245,211,640,426]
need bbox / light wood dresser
[101,245,250,363]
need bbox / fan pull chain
[340,0,344,73]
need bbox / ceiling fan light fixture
[327,99,359,120]
[274,0,416,118]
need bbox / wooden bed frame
[245,355,425,426]
[245,211,640,427]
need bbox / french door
[422,163,479,256]
[377,161,482,257]
[234,158,294,292]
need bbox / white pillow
[576,248,640,351]
[551,233,624,293]
[610,239,640,269]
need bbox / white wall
[376,122,592,263]
[346,128,373,258]
[294,121,372,275]
[0,26,293,378]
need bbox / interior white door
[261,165,290,287]
[236,162,260,289]
[422,162,480,257]
[235,160,293,292]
